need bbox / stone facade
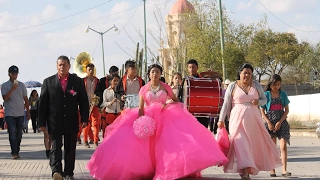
[159,0,194,83]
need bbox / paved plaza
[0,129,319,180]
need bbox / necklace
[239,82,251,95]
[271,91,279,97]
[150,84,160,94]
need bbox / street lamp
[143,0,147,82]
[85,24,118,76]
[69,56,75,61]
[218,0,226,81]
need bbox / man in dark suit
[38,55,89,180]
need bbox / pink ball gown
[223,84,282,175]
[86,82,228,180]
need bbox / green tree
[271,32,303,75]
[281,65,309,95]
[297,42,320,87]
[246,29,275,82]
[246,29,304,82]
[182,0,256,80]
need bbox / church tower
[160,0,195,83]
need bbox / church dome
[169,0,195,15]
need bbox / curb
[291,131,318,138]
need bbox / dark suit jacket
[38,73,89,136]
[96,75,111,107]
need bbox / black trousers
[0,118,4,129]
[30,110,38,132]
[196,117,209,128]
[209,117,218,134]
[50,133,77,176]
[209,117,229,134]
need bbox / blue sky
[1,0,320,104]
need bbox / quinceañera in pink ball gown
[87,81,228,180]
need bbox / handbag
[215,127,229,156]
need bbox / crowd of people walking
[1,56,292,180]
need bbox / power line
[147,0,172,6]
[0,0,114,34]
[258,0,320,33]
[91,36,100,56]
[119,0,143,32]
[0,5,141,39]
[115,42,135,59]
[0,0,164,40]
[89,1,142,60]
[91,1,143,62]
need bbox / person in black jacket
[96,66,119,105]
[38,55,89,180]
[96,66,119,132]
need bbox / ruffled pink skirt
[87,102,228,180]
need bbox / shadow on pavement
[0,148,94,160]
[288,157,320,162]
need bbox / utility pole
[143,0,148,82]
[218,0,226,81]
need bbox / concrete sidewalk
[0,130,320,180]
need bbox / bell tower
[160,0,194,83]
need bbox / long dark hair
[29,90,38,98]
[265,74,282,91]
[148,64,163,75]
[147,64,163,82]
[237,63,254,80]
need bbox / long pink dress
[224,85,282,175]
[87,82,228,180]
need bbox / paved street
[0,129,320,180]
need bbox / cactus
[135,43,139,64]
[130,42,149,79]
[121,64,125,77]
[139,49,144,77]
[135,43,141,76]
[134,42,145,77]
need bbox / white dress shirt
[102,86,121,113]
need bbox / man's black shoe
[46,150,50,159]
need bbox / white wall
[288,93,320,121]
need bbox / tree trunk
[294,82,298,95]
[258,74,262,83]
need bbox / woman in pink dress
[218,63,282,180]
[87,64,228,180]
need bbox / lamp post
[85,25,118,76]
[218,0,226,81]
[143,0,148,82]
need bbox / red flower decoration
[69,89,77,96]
